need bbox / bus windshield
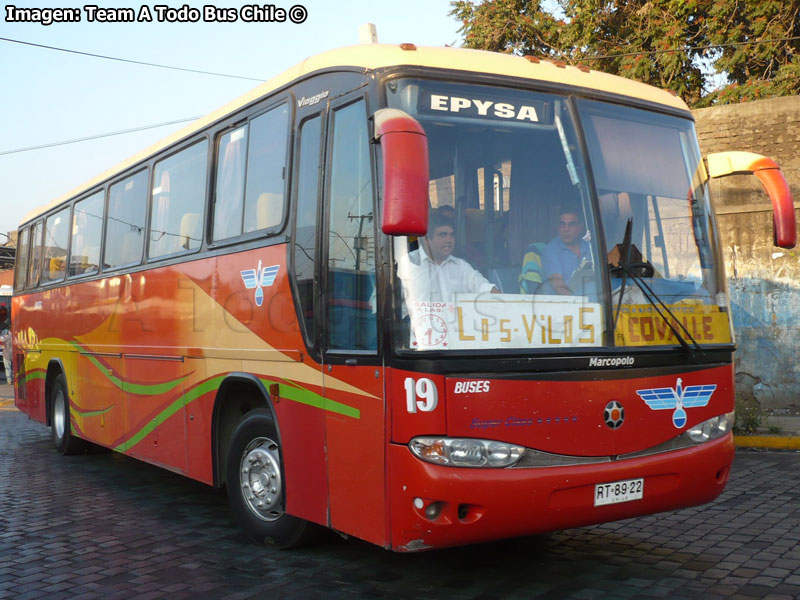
[578,99,730,347]
[386,79,731,353]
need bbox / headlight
[686,412,734,443]
[409,437,526,468]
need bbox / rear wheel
[50,374,86,455]
[225,408,316,548]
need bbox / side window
[292,115,322,345]
[243,105,288,233]
[14,227,29,291]
[69,190,104,277]
[26,221,42,288]
[326,99,377,351]
[212,104,288,241]
[42,207,70,283]
[150,140,208,258]
[213,126,247,241]
[105,170,148,269]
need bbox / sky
[0,0,464,238]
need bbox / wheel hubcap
[53,389,66,442]
[239,437,283,521]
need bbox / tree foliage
[705,0,800,104]
[450,0,800,107]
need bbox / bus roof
[21,43,689,226]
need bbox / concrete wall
[693,96,800,409]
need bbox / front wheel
[225,409,316,549]
[50,374,86,455]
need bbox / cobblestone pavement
[1,407,799,600]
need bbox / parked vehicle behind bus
[12,43,796,551]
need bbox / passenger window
[326,99,377,351]
[14,227,29,291]
[213,126,247,241]
[212,104,288,241]
[42,207,70,283]
[150,140,208,258]
[292,115,322,344]
[69,191,104,277]
[26,221,42,288]
[243,105,288,233]
[105,170,148,269]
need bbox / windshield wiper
[611,218,702,359]
[612,218,634,331]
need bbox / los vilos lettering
[430,95,540,122]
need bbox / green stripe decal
[121,374,360,451]
[117,375,227,452]
[24,371,46,383]
[72,406,113,418]
[261,378,360,419]
[69,341,189,395]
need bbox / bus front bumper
[387,434,734,551]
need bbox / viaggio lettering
[297,91,330,108]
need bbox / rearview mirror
[706,151,796,249]
[373,108,429,236]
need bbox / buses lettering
[454,380,491,394]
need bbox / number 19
[404,377,438,413]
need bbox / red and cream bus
[12,43,796,551]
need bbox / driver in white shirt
[397,207,498,313]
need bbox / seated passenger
[397,208,498,311]
[518,242,545,294]
[541,205,592,295]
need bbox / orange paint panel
[324,365,387,547]
[213,245,308,354]
[124,409,187,470]
[124,357,189,472]
[184,362,214,485]
[24,376,46,423]
[73,354,123,447]
[275,397,328,526]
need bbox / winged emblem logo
[636,378,716,429]
[240,260,280,307]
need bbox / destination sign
[409,294,603,350]
[614,303,732,346]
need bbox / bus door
[74,276,126,450]
[18,220,45,416]
[120,272,189,472]
[320,95,387,546]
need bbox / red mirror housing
[374,108,429,236]
[750,159,796,249]
[706,152,797,249]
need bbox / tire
[50,374,86,455]
[225,408,316,549]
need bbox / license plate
[594,478,644,506]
